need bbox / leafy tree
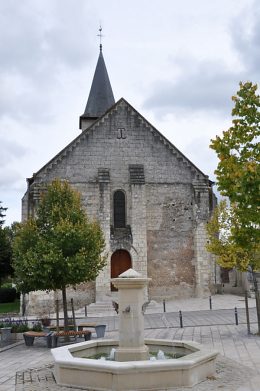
[206,199,260,333]
[0,203,13,285]
[12,179,106,330]
[0,226,13,285]
[0,201,7,227]
[210,81,260,254]
[206,200,257,271]
[210,82,260,332]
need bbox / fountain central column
[111,268,151,362]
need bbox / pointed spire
[80,28,115,131]
[83,50,115,118]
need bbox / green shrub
[0,318,43,333]
[0,287,17,303]
[0,318,29,332]
[31,322,42,332]
[1,282,13,289]
[11,323,29,333]
[0,319,12,328]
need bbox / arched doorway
[111,250,132,291]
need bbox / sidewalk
[73,293,256,318]
[0,294,260,391]
[145,293,256,313]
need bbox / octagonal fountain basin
[52,339,218,390]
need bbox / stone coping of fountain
[111,277,150,289]
[52,339,218,390]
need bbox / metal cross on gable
[97,25,104,51]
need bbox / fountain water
[156,349,166,360]
[108,347,116,360]
[52,269,218,390]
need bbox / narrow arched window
[114,190,126,228]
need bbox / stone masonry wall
[22,99,214,313]
[24,282,95,317]
[146,183,196,299]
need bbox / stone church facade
[22,45,217,315]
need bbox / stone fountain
[52,269,218,390]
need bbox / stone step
[75,299,160,317]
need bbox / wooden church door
[111,250,132,291]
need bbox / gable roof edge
[118,98,214,184]
[28,97,214,187]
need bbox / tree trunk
[61,286,69,332]
[22,293,26,316]
[252,271,260,334]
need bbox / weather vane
[97,25,104,51]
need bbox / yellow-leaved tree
[208,81,260,332]
[210,82,260,261]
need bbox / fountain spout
[123,305,131,313]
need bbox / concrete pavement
[0,294,260,391]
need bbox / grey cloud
[0,76,54,123]
[144,63,236,116]
[183,136,218,180]
[0,0,94,75]
[0,0,95,122]
[143,2,260,117]
[0,139,27,167]
[230,1,260,78]
[0,168,24,191]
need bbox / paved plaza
[1,294,260,391]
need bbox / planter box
[0,327,12,341]
[10,332,24,341]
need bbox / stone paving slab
[1,295,260,391]
[0,324,259,391]
[94,307,258,332]
[236,376,260,391]
[146,294,256,312]
[13,356,257,391]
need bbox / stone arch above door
[110,249,132,291]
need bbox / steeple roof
[82,46,115,119]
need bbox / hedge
[0,287,17,303]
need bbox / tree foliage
[210,81,260,255]
[0,203,13,284]
[206,200,258,271]
[0,201,7,227]
[12,180,106,327]
[0,226,13,285]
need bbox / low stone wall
[22,282,95,316]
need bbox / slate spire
[80,42,115,131]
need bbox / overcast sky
[1,0,259,225]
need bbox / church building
[22,43,217,314]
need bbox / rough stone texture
[22,99,215,315]
[24,282,95,316]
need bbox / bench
[77,323,106,338]
[52,329,92,348]
[47,325,75,331]
[23,331,52,348]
